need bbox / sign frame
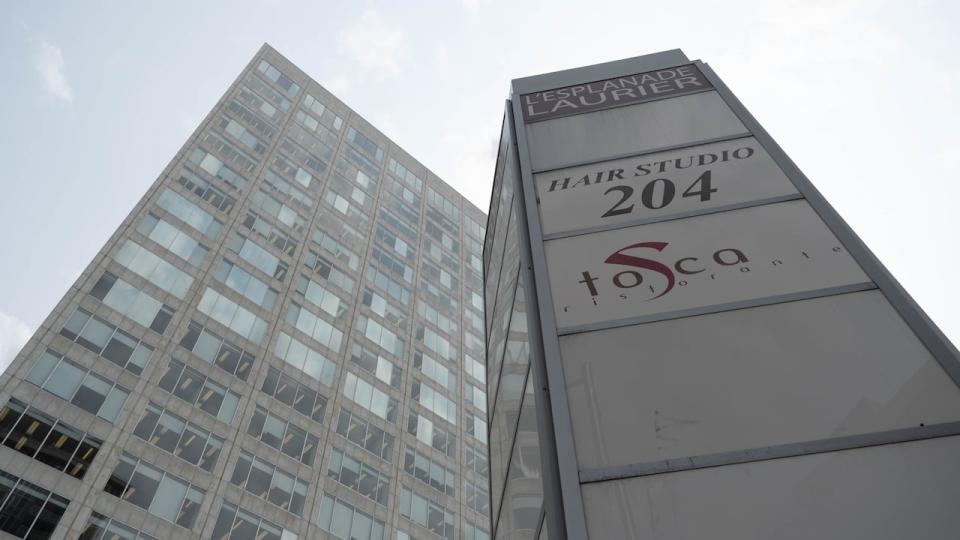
[504,51,960,540]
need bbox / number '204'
[602,171,716,218]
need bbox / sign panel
[544,200,870,330]
[559,290,960,469]
[521,64,712,122]
[534,137,798,237]
[524,91,747,172]
[582,436,960,540]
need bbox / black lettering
[613,271,643,288]
[713,248,749,266]
[698,153,718,166]
[578,271,600,296]
[674,257,704,275]
[634,164,651,176]
[733,147,754,159]
[548,178,570,192]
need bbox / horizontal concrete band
[556,282,878,336]
[542,192,804,241]
[578,420,960,484]
[530,131,753,175]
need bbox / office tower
[0,43,489,540]
[484,50,960,539]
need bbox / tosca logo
[576,241,750,302]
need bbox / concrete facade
[0,43,489,540]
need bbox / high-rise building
[485,50,960,539]
[0,44,489,540]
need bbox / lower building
[0,43,490,540]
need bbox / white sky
[1,0,958,368]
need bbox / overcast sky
[1,0,958,368]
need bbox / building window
[316,493,385,540]
[156,188,223,239]
[273,331,337,387]
[465,443,489,478]
[304,94,344,130]
[387,158,423,193]
[416,300,459,338]
[416,325,457,363]
[464,353,485,384]
[247,405,319,465]
[213,259,279,311]
[296,274,349,321]
[305,249,356,293]
[240,211,298,257]
[157,359,240,423]
[250,189,306,235]
[464,521,490,540]
[466,382,486,411]
[0,470,70,540]
[264,168,314,211]
[132,403,224,471]
[349,341,402,388]
[465,480,490,516]
[177,167,237,213]
[366,266,411,305]
[343,372,399,424]
[407,409,456,458]
[466,412,487,445]
[361,288,408,331]
[89,272,175,333]
[281,136,330,177]
[326,448,391,506]
[245,72,292,111]
[188,148,249,191]
[346,127,384,162]
[217,114,268,156]
[413,351,455,393]
[286,302,344,353]
[355,315,405,358]
[103,453,205,528]
[256,60,300,97]
[261,366,328,424]
[113,240,193,299]
[136,213,210,266]
[197,287,269,345]
[335,407,394,462]
[403,445,456,497]
[227,234,289,281]
[212,502,299,540]
[59,308,154,375]
[379,199,419,243]
[465,215,485,240]
[426,187,460,221]
[313,229,361,272]
[179,321,256,381]
[411,379,457,426]
[230,450,309,515]
[79,512,159,540]
[399,486,455,540]
[236,83,285,122]
[226,99,276,138]
[295,109,339,148]
[25,350,130,422]
[0,399,101,479]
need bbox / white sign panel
[559,290,960,469]
[544,200,870,330]
[534,137,798,237]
